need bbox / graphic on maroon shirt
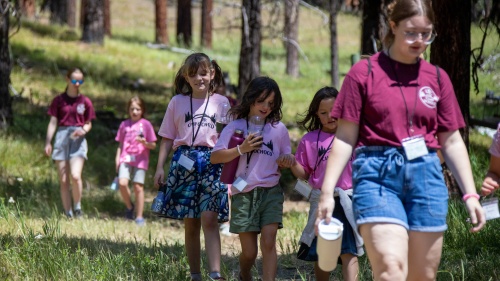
[419,86,439,109]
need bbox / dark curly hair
[229,76,283,125]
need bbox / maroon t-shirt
[47,93,96,126]
[332,51,464,149]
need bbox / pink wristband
[462,193,480,202]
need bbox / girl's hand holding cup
[239,133,263,153]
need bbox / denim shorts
[352,146,448,232]
[52,126,88,161]
[118,163,146,184]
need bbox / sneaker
[135,218,146,226]
[125,204,135,220]
[74,209,83,219]
[219,223,232,237]
[65,211,73,219]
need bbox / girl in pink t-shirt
[152,53,228,281]
[115,96,157,226]
[44,67,95,219]
[211,76,294,281]
[291,87,361,281]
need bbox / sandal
[209,272,226,280]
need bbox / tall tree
[177,0,192,46]
[80,0,86,27]
[431,0,471,145]
[201,0,213,48]
[329,0,341,87]
[48,0,68,25]
[81,0,104,44]
[20,0,35,19]
[103,0,111,36]
[0,0,19,129]
[155,0,168,44]
[284,0,299,77]
[238,0,261,97]
[360,0,391,55]
[67,0,76,27]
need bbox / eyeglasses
[404,31,437,45]
[71,79,84,85]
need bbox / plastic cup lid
[318,218,343,240]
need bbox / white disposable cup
[317,218,343,272]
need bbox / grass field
[1,0,500,279]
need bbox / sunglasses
[70,79,84,85]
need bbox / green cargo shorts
[229,185,284,233]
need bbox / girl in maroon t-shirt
[44,68,95,219]
[316,1,485,280]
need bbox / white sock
[74,202,81,210]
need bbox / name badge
[178,154,195,170]
[233,177,248,192]
[294,179,312,199]
[402,135,428,161]
[124,155,136,163]
[482,197,500,220]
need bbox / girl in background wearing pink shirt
[153,53,229,281]
[291,87,362,281]
[44,68,95,219]
[211,76,294,281]
[115,96,157,226]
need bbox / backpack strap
[435,65,441,87]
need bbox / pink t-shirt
[115,118,157,170]
[213,119,292,194]
[158,93,230,149]
[332,52,464,149]
[295,129,352,190]
[47,93,96,126]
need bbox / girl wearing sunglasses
[44,67,95,219]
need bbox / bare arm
[316,120,359,225]
[44,116,58,156]
[438,130,486,232]
[481,155,500,195]
[290,160,308,180]
[154,137,174,188]
[115,146,121,173]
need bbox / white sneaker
[219,223,232,237]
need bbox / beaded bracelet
[462,193,480,202]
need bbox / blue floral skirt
[156,146,229,223]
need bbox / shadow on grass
[10,42,172,102]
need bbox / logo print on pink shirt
[418,86,439,109]
[76,103,86,115]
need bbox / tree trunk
[80,0,86,27]
[155,0,168,44]
[67,0,76,27]
[431,0,470,146]
[238,0,261,97]
[201,0,213,49]
[81,0,104,44]
[103,0,111,36]
[284,0,299,77]
[50,0,68,25]
[20,0,35,19]
[177,0,192,47]
[329,0,340,87]
[0,0,13,129]
[360,0,391,55]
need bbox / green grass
[1,0,500,279]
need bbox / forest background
[0,0,500,280]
